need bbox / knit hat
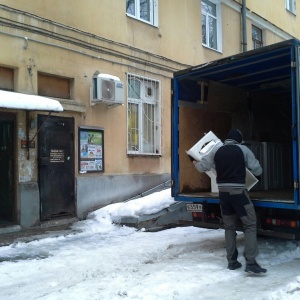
[227,129,243,143]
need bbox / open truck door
[171,39,300,239]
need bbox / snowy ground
[1,189,300,300]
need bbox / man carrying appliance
[191,129,267,274]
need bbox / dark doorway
[0,113,15,225]
[38,115,75,220]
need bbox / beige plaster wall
[246,0,299,38]
[0,0,201,65]
[0,0,250,66]
[0,29,171,177]
[1,0,299,183]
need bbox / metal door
[38,115,75,220]
[0,113,14,224]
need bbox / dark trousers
[219,188,258,264]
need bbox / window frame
[0,66,14,91]
[286,0,296,15]
[126,0,159,27]
[38,72,73,100]
[201,0,222,52]
[252,25,263,49]
[127,73,161,156]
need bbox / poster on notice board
[79,127,104,172]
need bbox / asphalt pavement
[0,217,77,247]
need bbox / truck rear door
[295,46,300,203]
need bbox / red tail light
[264,217,299,228]
[192,212,202,218]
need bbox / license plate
[186,203,203,212]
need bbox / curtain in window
[128,102,139,151]
[126,0,135,15]
[142,103,155,153]
[202,0,217,50]
[140,0,151,22]
[127,74,161,155]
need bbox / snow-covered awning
[0,90,63,112]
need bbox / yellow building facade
[0,0,299,228]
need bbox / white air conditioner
[92,74,124,104]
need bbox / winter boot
[245,262,267,274]
[228,261,242,270]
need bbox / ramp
[117,202,193,231]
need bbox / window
[127,74,161,155]
[252,25,263,49]
[38,73,72,99]
[0,67,14,91]
[202,0,222,52]
[286,0,296,14]
[126,0,158,26]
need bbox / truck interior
[173,39,299,210]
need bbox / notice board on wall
[78,126,104,173]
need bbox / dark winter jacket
[195,139,262,189]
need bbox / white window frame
[127,73,161,156]
[126,0,159,27]
[286,0,296,15]
[201,0,222,52]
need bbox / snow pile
[0,188,300,299]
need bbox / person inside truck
[191,129,267,274]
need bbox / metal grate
[127,73,161,155]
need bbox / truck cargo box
[171,39,300,238]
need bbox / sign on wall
[78,126,104,173]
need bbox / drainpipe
[242,0,247,52]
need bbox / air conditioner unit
[92,74,124,104]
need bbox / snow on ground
[0,189,300,300]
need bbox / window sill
[202,44,223,54]
[127,153,162,157]
[126,14,158,28]
[56,98,86,113]
[286,9,296,16]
